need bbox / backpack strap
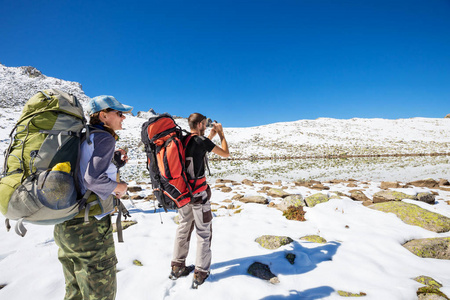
[14,218,27,237]
[5,218,11,232]
[114,199,130,243]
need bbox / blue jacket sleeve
[83,132,118,200]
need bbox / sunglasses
[104,109,124,117]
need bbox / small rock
[144,194,156,201]
[380,181,400,189]
[128,186,143,192]
[232,194,244,200]
[277,194,305,211]
[403,237,450,259]
[407,179,439,188]
[300,235,327,243]
[304,193,329,207]
[285,253,296,265]
[439,179,450,186]
[255,235,293,249]
[362,200,373,207]
[133,259,143,266]
[131,195,144,200]
[310,183,330,190]
[414,276,443,290]
[216,179,237,184]
[242,179,254,186]
[337,291,367,297]
[372,190,416,203]
[416,193,436,205]
[247,262,279,284]
[349,190,371,202]
[240,196,268,204]
[173,215,180,225]
[221,187,233,193]
[347,183,358,188]
[267,188,290,198]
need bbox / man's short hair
[188,113,206,130]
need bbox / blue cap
[87,95,133,115]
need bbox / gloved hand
[113,149,128,169]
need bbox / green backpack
[0,89,95,236]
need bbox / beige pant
[172,200,213,272]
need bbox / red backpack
[141,114,193,211]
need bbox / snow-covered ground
[1,178,450,299]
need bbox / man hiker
[170,113,229,288]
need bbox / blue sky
[1,0,449,127]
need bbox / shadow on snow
[210,240,340,300]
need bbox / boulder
[416,192,436,205]
[277,194,305,211]
[267,188,290,198]
[380,181,400,189]
[305,193,329,207]
[403,237,450,259]
[247,262,279,284]
[370,202,450,233]
[445,114,450,118]
[349,190,371,202]
[372,190,416,203]
[240,196,268,204]
[407,179,439,188]
[255,235,293,250]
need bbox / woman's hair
[188,113,206,130]
[89,108,119,140]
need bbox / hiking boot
[191,270,210,289]
[169,264,195,280]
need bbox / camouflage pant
[54,216,118,300]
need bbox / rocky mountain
[0,63,90,108]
